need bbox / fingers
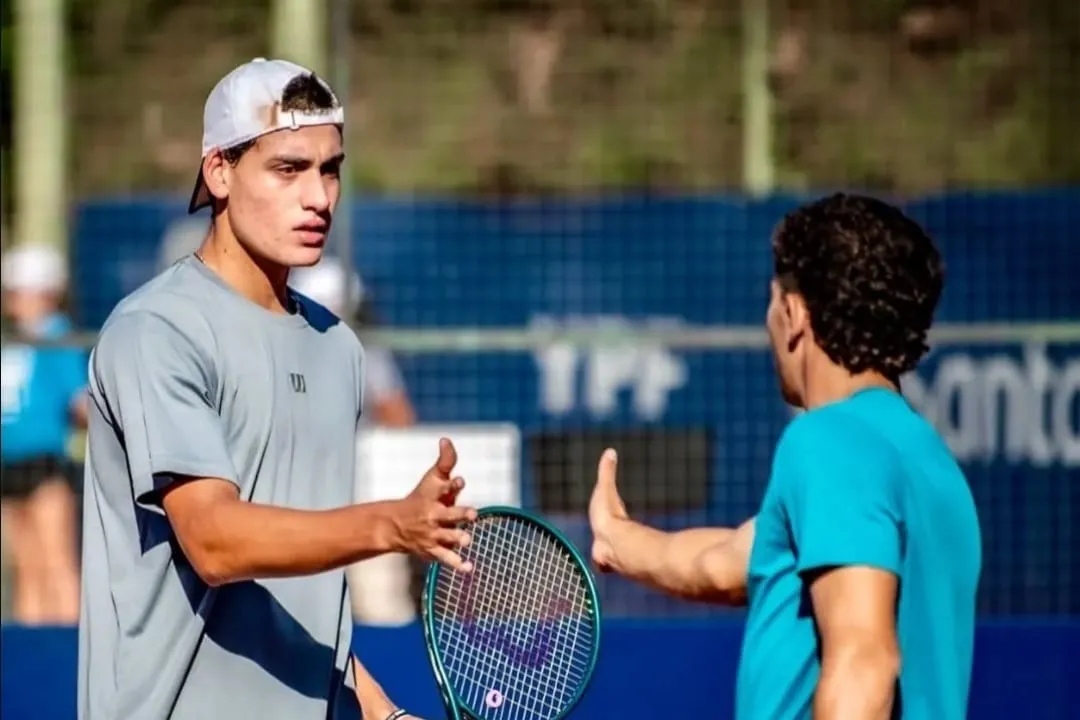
[434,527,471,549]
[597,447,618,488]
[425,508,475,573]
[432,437,457,478]
[438,476,465,506]
[449,476,465,495]
[439,504,478,525]
[415,439,461,501]
[429,545,474,573]
[590,447,628,526]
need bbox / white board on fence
[355,424,521,508]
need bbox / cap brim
[187,166,211,214]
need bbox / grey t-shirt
[78,257,365,720]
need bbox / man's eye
[277,165,299,176]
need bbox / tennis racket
[421,506,601,720]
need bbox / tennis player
[1,244,87,625]
[77,58,476,720]
[589,193,982,719]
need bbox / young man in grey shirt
[77,58,476,720]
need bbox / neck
[198,215,291,313]
[801,348,898,410]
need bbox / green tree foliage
[2,0,1077,197]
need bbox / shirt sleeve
[778,415,904,577]
[90,311,238,512]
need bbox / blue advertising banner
[69,191,1079,617]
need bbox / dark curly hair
[772,193,945,377]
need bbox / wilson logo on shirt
[289,373,306,393]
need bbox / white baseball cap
[289,256,364,317]
[1,244,68,293]
[188,57,345,214]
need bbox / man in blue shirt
[1,244,88,624]
[588,194,982,719]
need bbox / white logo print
[484,689,504,709]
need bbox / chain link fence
[2,0,1079,622]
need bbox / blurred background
[0,0,1078,718]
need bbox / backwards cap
[188,58,344,214]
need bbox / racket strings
[432,516,597,720]
[439,522,574,718]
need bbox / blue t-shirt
[737,387,981,720]
[1,314,87,463]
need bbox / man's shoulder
[103,263,217,334]
[775,407,849,456]
[783,392,907,450]
[136,258,214,302]
[294,293,364,355]
[94,265,222,367]
[774,399,903,482]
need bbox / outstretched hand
[418,437,467,507]
[393,438,478,572]
[588,448,629,573]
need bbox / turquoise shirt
[737,388,981,719]
[1,313,87,462]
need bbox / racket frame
[421,505,602,720]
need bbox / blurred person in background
[0,244,87,625]
[289,256,416,428]
[290,257,419,625]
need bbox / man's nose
[301,172,331,212]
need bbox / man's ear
[785,292,810,352]
[202,150,230,204]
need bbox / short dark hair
[221,73,340,165]
[772,193,945,377]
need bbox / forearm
[603,520,745,603]
[373,394,416,427]
[814,645,899,720]
[184,499,401,586]
[351,655,398,719]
